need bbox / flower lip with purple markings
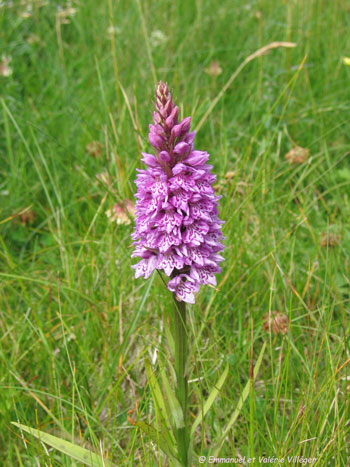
[132,82,224,304]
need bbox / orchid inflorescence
[132,82,224,303]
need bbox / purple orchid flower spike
[132,82,224,303]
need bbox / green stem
[173,297,189,466]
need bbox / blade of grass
[10,373,70,437]
[195,42,296,132]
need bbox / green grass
[1,0,350,465]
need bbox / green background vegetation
[1,0,350,464]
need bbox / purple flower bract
[132,82,224,304]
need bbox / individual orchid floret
[132,82,224,303]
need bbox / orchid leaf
[136,421,181,466]
[144,358,175,447]
[160,369,185,429]
[190,362,229,437]
[11,422,115,466]
[209,341,267,457]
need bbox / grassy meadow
[1,0,350,465]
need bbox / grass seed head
[263,311,289,336]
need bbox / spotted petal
[133,256,157,279]
[168,274,200,304]
[190,266,217,286]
